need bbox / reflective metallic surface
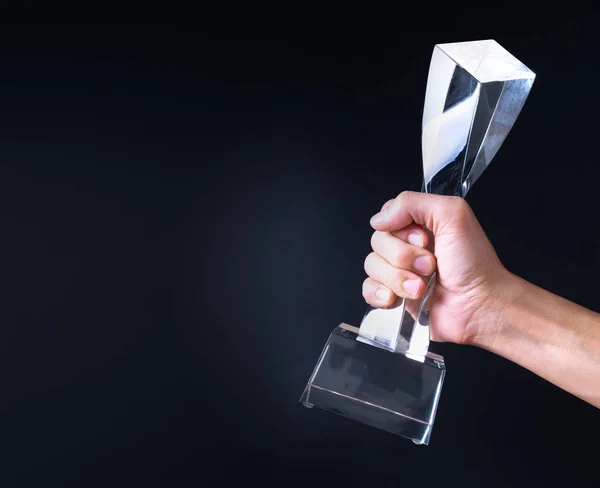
[359,39,535,357]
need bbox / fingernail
[407,232,423,247]
[375,287,392,302]
[370,210,387,225]
[414,256,433,275]
[402,279,420,297]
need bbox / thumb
[369,191,463,234]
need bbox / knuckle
[451,195,470,214]
[361,278,371,297]
[364,252,376,273]
[387,268,407,294]
[390,249,406,268]
[362,279,379,306]
[370,231,380,250]
[451,197,473,224]
[389,240,412,268]
[396,190,413,204]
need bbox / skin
[363,191,600,409]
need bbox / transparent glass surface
[300,324,445,446]
[301,40,534,445]
[359,39,535,354]
[422,39,535,198]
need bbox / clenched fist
[362,191,512,345]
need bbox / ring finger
[364,252,425,300]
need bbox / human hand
[362,191,514,345]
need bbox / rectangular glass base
[300,323,446,445]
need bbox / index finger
[369,191,462,235]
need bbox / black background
[1,10,599,488]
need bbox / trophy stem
[301,39,534,445]
[358,181,435,359]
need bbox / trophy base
[300,323,446,445]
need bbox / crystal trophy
[300,40,535,445]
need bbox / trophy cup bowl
[301,40,535,445]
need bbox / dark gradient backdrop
[0,18,599,487]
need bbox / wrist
[463,268,524,349]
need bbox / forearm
[471,272,600,408]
